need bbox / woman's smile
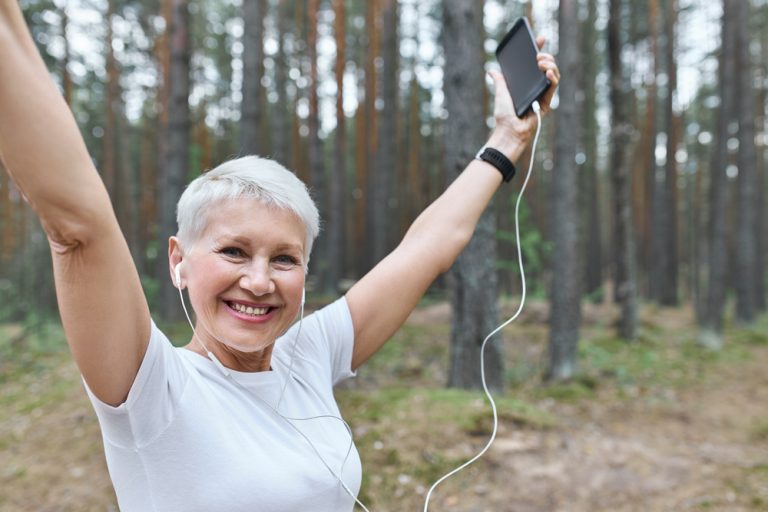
[224,299,279,322]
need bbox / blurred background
[1,0,768,510]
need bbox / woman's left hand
[487,36,560,159]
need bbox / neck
[187,335,274,373]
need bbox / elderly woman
[0,2,559,511]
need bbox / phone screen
[495,18,550,118]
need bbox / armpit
[47,233,82,255]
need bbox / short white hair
[176,156,320,264]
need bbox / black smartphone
[495,17,551,118]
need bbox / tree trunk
[734,0,758,324]
[325,0,347,293]
[648,0,663,302]
[579,0,602,300]
[291,0,307,182]
[755,28,767,312]
[353,77,367,278]
[0,162,15,265]
[372,0,398,264]
[60,7,72,106]
[363,0,379,272]
[157,0,191,321]
[273,0,290,166]
[138,111,158,276]
[608,0,638,341]
[700,0,736,347]
[240,0,266,155]
[103,0,118,200]
[307,0,328,287]
[661,0,679,305]
[443,0,503,390]
[547,0,582,381]
[407,75,423,229]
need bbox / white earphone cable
[423,101,543,511]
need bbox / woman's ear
[168,236,184,289]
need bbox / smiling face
[170,197,306,369]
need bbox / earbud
[301,287,306,307]
[174,263,182,287]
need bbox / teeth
[231,303,269,316]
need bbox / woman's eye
[274,255,299,268]
[220,247,245,258]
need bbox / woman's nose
[239,261,275,295]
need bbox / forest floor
[1,299,767,512]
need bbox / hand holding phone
[495,17,552,118]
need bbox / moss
[536,380,596,403]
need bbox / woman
[0,3,559,511]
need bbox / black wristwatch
[475,146,516,182]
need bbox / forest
[1,0,768,510]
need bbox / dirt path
[420,337,768,511]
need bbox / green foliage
[0,320,67,386]
[577,332,692,389]
[141,274,160,312]
[496,198,551,297]
[731,314,768,346]
[0,278,16,322]
[535,377,598,403]
[750,418,768,442]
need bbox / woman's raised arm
[347,42,559,370]
[0,3,150,405]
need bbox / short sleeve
[83,321,191,448]
[279,296,356,387]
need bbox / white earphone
[174,263,182,287]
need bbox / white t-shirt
[85,297,361,512]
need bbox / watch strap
[475,146,516,182]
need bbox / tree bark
[240,0,266,155]
[579,0,602,299]
[608,0,638,341]
[350,2,369,279]
[700,0,736,347]
[661,0,679,305]
[443,0,503,390]
[648,0,663,302]
[103,0,118,200]
[363,0,380,271]
[755,25,768,312]
[325,0,347,293]
[372,0,398,264]
[60,6,72,106]
[307,0,328,286]
[273,0,290,167]
[407,75,423,229]
[547,0,582,381]
[734,0,758,324]
[157,0,191,321]
[0,162,15,265]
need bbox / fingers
[488,69,515,109]
[537,53,560,85]
[536,35,546,50]
[535,53,560,114]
